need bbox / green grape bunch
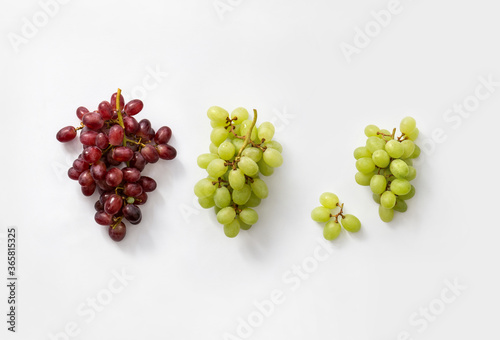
[354,117,420,222]
[311,192,361,240]
[194,107,283,237]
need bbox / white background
[1,0,500,339]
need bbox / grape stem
[75,123,84,131]
[236,109,258,158]
[111,216,123,229]
[330,203,345,223]
[115,88,126,145]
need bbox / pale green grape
[263,148,283,168]
[401,140,415,159]
[217,207,236,225]
[370,175,387,195]
[390,159,409,179]
[239,218,252,230]
[242,147,262,163]
[232,138,245,151]
[214,186,231,208]
[409,145,421,158]
[231,107,249,124]
[232,184,252,205]
[402,158,413,166]
[355,171,374,186]
[218,141,236,160]
[394,198,408,213]
[210,120,226,128]
[398,185,415,200]
[207,106,229,124]
[239,208,259,225]
[214,206,221,215]
[263,141,283,153]
[385,140,404,158]
[210,127,229,146]
[319,192,339,209]
[354,146,372,160]
[373,193,381,204]
[209,143,219,154]
[245,193,262,207]
[198,196,215,209]
[240,119,258,140]
[258,159,274,176]
[364,124,380,137]
[341,214,361,232]
[372,150,390,168]
[400,116,416,135]
[238,156,259,176]
[232,124,241,136]
[406,166,417,181]
[251,178,269,199]
[207,159,228,178]
[379,129,393,141]
[356,157,376,174]
[228,168,246,190]
[194,178,216,198]
[224,218,240,238]
[381,191,396,209]
[311,206,331,223]
[197,153,219,169]
[390,179,411,196]
[379,206,394,222]
[407,128,419,141]
[366,136,386,153]
[323,220,341,240]
[258,122,275,141]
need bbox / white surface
[1,0,500,339]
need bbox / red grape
[141,144,159,163]
[56,126,77,143]
[68,167,81,180]
[82,112,104,130]
[76,106,89,120]
[130,152,146,171]
[122,204,142,224]
[78,169,95,187]
[104,194,123,215]
[123,116,139,134]
[73,159,89,172]
[80,130,98,146]
[124,99,143,116]
[95,133,109,150]
[95,211,113,226]
[155,126,172,144]
[109,222,126,242]
[82,146,102,164]
[157,144,177,160]
[109,125,124,146]
[122,167,141,183]
[81,183,96,196]
[123,183,143,197]
[110,92,124,111]
[135,192,148,205]
[112,146,134,163]
[105,167,123,187]
[139,176,157,192]
[98,101,113,120]
[90,160,107,180]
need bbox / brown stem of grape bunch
[56,89,177,242]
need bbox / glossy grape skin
[73,158,89,172]
[106,167,123,187]
[135,192,148,205]
[155,126,172,144]
[123,183,143,197]
[122,204,142,224]
[319,192,339,209]
[123,116,139,134]
[122,167,141,183]
[137,119,152,139]
[82,146,102,164]
[81,183,96,196]
[112,146,134,163]
[379,206,394,222]
[130,152,146,171]
[139,176,157,192]
[223,219,240,238]
[323,220,341,240]
[94,200,104,211]
[95,211,113,226]
[311,207,331,223]
[79,130,98,146]
[141,144,159,163]
[104,194,123,215]
[109,222,126,242]
[106,151,121,166]
[82,112,104,130]
[90,160,107,180]
[157,144,177,160]
[78,169,95,187]
[98,101,113,120]
[341,214,361,232]
[110,92,124,111]
[124,99,143,116]
[109,125,124,146]
[76,106,89,120]
[56,126,77,143]
[67,167,81,180]
[95,133,109,150]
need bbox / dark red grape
[135,192,148,205]
[111,92,124,111]
[90,160,107,180]
[95,211,113,226]
[124,99,143,116]
[104,194,123,215]
[123,116,139,134]
[122,204,141,224]
[76,106,89,120]
[82,112,104,130]
[96,179,113,191]
[95,133,109,150]
[136,119,151,140]
[80,130,98,146]
[109,222,126,242]
[155,126,172,144]
[81,183,96,196]
[109,125,124,146]
[130,152,146,171]
[106,151,121,166]
[78,169,95,187]
[73,158,89,172]
[68,167,81,180]
[56,126,77,143]
[94,200,104,212]
[112,146,134,163]
[105,167,123,187]
[122,167,141,183]
[123,183,143,197]
[147,128,156,142]
[82,146,102,164]
[139,176,157,192]
[141,144,159,163]
[157,144,177,160]
[98,101,113,120]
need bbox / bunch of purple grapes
[56,90,176,242]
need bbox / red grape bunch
[56,89,177,242]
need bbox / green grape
[311,206,331,223]
[239,218,252,230]
[232,184,252,205]
[354,146,372,160]
[406,166,417,181]
[210,127,229,146]
[402,158,413,166]
[323,220,341,240]
[207,159,228,178]
[390,159,409,179]
[207,106,229,124]
[355,171,374,186]
[224,218,240,238]
[379,206,394,222]
[218,141,236,160]
[251,178,269,199]
[258,122,275,141]
[394,198,408,213]
[238,156,259,176]
[197,153,219,169]
[263,148,283,168]
[242,147,263,163]
[240,119,258,140]
[209,143,219,154]
[398,185,415,200]
[379,129,393,141]
[409,145,421,158]
[400,116,417,135]
[214,207,221,215]
[341,214,361,232]
[231,107,249,124]
[319,192,339,209]
[356,157,376,174]
[217,207,236,225]
[214,186,231,208]
[401,140,415,159]
[370,175,387,195]
[228,168,245,190]
[239,208,259,225]
[372,193,381,204]
[263,141,283,153]
[364,124,380,137]
[366,136,386,153]
[257,159,274,176]
[407,128,419,141]
[381,191,396,209]
[210,120,226,128]
[198,196,215,209]
[390,179,411,196]
[385,140,404,159]
[372,150,390,168]
[245,193,262,207]
[194,178,216,198]
[232,138,245,151]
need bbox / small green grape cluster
[194,106,283,238]
[311,192,361,240]
[354,117,421,222]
